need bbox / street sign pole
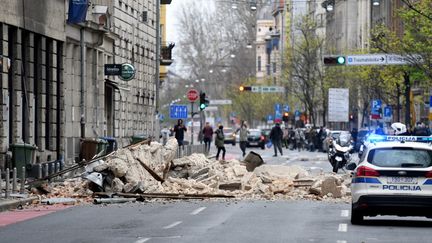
[191,102,194,145]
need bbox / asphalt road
[212,142,335,174]
[1,144,430,243]
[1,200,432,243]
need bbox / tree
[174,0,256,99]
[285,15,325,127]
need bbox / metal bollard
[20,167,25,194]
[44,163,49,178]
[12,167,17,193]
[55,162,60,180]
[50,163,55,177]
[0,169,2,195]
[5,168,10,198]
[38,164,43,179]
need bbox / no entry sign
[187,89,199,102]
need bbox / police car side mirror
[346,162,357,170]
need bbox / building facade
[0,0,172,169]
[0,0,66,168]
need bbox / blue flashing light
[367,135,432,143]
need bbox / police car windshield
[367,147,432,168]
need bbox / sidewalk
[0,196,39,212]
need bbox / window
[257,56,261,72]
[272,62,276,73]
[367,148,432,168]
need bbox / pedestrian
[288,128,296,150]
[269,122,283,157]
[236,121,249,157]
[295,128,305,152]
[317,126,324,152]
[160,125,170,145]
[202,122,214,153]
[412,122,431,136]
[374,123,385,135]
[215,125,226,160]
[173,119,187,149]
[283,127,289,149]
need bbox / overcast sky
[166,0,186,43]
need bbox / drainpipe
[80,27,86,138]
[154,0,161,138]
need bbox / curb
[0,197,39,213]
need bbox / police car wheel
[351,208,364,225]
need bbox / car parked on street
[223,128,236,146]
[262,128,271,144]
[246,129,266,149]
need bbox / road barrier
[176,144,206,159]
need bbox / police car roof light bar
[367,135,432,143]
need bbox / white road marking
[336,240,347,243]
[163,221,182,229]
[191,207,206,215]
[338,223,348,232]
[341,210,349,217]
[134,238,150,243]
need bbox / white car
[350,136,432,224]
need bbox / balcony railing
[161,42,175,66]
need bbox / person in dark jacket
[269,123,283,157]
[202,122,214,153]
[215,125,226,160]
[174,119,187,148]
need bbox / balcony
[161,0,172,4]
[161,42,175,66]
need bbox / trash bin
[131,134,148,144]
[100,136,118,154]
[96,138,108,155]
[80,139,99,161]
[10,143,37,177]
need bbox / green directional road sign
[120,63,136,81]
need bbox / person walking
[215,125,226,160]
[282,127,289,149]
[236,121,249,157]
[269,123,283,157]
[202,122,214,153]
[174,119,187,148]
[160,125,170,145]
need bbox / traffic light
[239,85,252,92]
[282,112,289,122]
[199,92,209,110]
[323,56,346,65]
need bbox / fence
[176,144,206,159]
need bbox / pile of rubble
[32,138,352,203]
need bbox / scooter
[328,133,354,173]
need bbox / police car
[350,135,432,224]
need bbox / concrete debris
[39,137,352,203]
[243,151,264,172]
[41,197,77,205]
